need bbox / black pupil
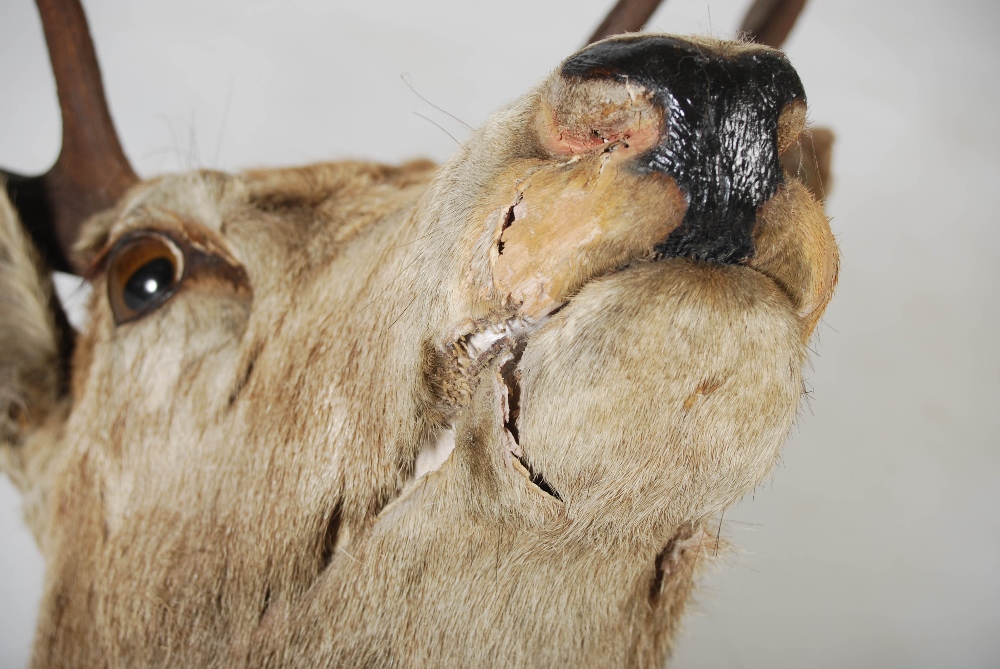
[122,257,176,311]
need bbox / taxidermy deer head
[1,0,837,666]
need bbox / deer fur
[0,34,837,668]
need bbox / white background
[2,1,999,666]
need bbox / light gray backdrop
[1,1,998,667]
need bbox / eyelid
[107,232,186,325]
[102,223,251,327]
[111,232,185,284]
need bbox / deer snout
[490,36,808,320]
[549,36,808,262]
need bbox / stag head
[1,0,836,666]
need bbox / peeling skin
[442,315,539,385]
[491,146,686,319]
[487,74,686,320]
[494,348,562,502]
[494,350,523,466]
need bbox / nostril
[536,76,663,157]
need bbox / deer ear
[0,185,73,495]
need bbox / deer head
[0,0,837,666]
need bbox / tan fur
[1,35,837,667]
[0,184,71,549]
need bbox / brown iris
[107,232,185,324]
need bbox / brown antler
[2,0,137,274]
[587,0,666,45]
[589,0,807,50]
[738,0,807,48]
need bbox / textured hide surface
[0,34,836,668]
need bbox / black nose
[562,37,807,264]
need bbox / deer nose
[537,36,807,264]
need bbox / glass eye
[107,233,185,324]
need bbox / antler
[589,0,806,49]
[2,0,137,274]
[587,0,666,45]
[738,0,807,48]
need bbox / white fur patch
[52,271,91,331]
[413,427,456,479]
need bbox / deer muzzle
[491,36,807,320]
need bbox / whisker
[401,74,474,130]
[413,112,462,148]
[186,108,201,169]
[374,230,437,254]
[213,79,236,168]
[383,292,419,333]
[361,255,423,311]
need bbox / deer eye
[107,233,185,324]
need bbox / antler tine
[2,0,137,274]
[738,0,807,49]
[587,0,666,45]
